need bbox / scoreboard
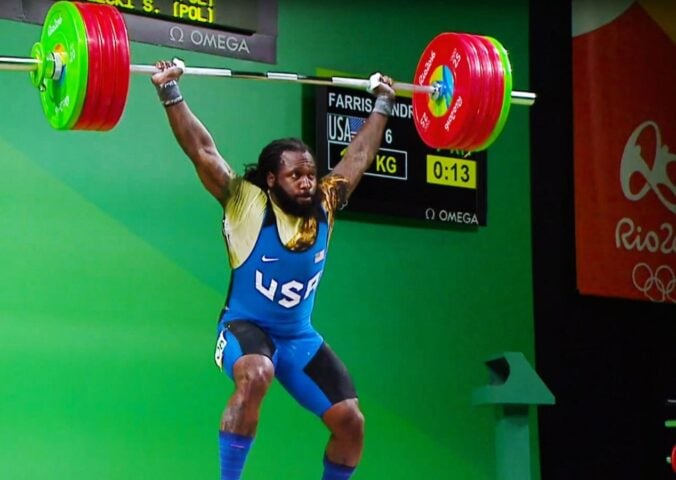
[315,86,488,227]
[1,0,278,63]
[79,0,259,34]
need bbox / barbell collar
[1,54,63,83]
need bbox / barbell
[1,1,536,151]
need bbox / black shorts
[215,320,357,416]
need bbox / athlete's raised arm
[151,60,236,205]
[329,74,395,200]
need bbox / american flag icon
[348,115,366,140]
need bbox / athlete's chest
[242,220,329,309]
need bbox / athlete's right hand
[151,59,184,87]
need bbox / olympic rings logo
[631,263,675,303]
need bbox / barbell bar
[3,55,535,104]
[128,64,535,105]
[1,1,536,151]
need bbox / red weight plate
[440,34,483,149]
[413,33,480,149]
[672,445,676,473]
[73,2,104,130]
[444,33,483,149]
[89,4,119,131]
[470,35,505,151]
[452,34,490,151]
[463,34,497,151]
[462,34,499,151]
[87,2,119,131]
[103,5,130,130]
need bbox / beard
[271,183,321,217]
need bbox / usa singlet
[214,176,357,416]
[223,201,328,336]
[219,176,346,337]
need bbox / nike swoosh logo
[261,256,280,263]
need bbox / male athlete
[151,60,395,480]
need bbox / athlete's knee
[340,404,365,440]
[234,357,274,401]
[325,400,365,440]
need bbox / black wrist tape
[157,80,183,107]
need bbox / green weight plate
[39,1,89,130]
[479,36,513,151]
[29,42,45,88]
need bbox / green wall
[0,1,535,478]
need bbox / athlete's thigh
[275,333,357,417]
[214,319,278,378]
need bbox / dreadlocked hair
[243,138,313,190]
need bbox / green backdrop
[0,1,535,478]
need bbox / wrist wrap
[156,80,183,107]
[373,95,394,116]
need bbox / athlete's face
[267,150,320,217]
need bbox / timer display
[426,155,476,189]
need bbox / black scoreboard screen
[81,0,258,34]
[315,86,488,227]
[4,0,278,63]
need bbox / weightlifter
[151,60,395,480]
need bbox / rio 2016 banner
[573,1,675,304]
